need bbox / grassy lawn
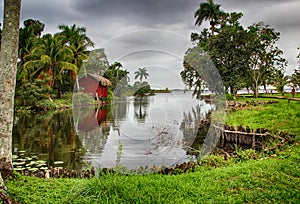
[226,98,300,140]
[5,145,300,203]
[5,97,300,203]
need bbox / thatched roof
[88,73,111,86]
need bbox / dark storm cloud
[1,0,299,86]
[71,0,198,25]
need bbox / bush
[226,93,235,101]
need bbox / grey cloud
[71,0,198,26]
[1,0,299,87]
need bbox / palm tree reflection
[133,96,149,123]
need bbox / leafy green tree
[83,48,110,76]
[290,47,300,88]
[134,67,149,82]
[133,81,151,97]
[18,25,36,64]
[104,62,130,98]
[208,12,249,96]
[270,69,289,96]
[15,72,52,107]
[182,12,246,97]
[291,70,300,89]
[17,19,45,89]
[245,22,287,98]
[194,0,225,37]
[184,5,287,98]
[23,18,45,37]
[181,47,214,98]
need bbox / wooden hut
[78,73,111,99]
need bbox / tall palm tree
[23,34,77,97]
[0,0,21,181]
[194,0,224,36]
[134,67,149,83]
[57,24,94,90]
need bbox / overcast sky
[1,0,299,89]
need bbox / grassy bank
[5,97,300,203]
[226,98,300,140]
[6,145,300,203]
[15,93,73,114]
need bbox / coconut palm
[57,24,94,47]
[134,67,149,82]
[57,24,94,90]
[194,0,224,36]
[23,34,78,97]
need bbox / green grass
[238,92,300,98]
[5,97,300,203]
[6,145,300,203]
[226,99,300,140]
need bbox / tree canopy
[182,3,288,98]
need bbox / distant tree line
[181,0,299,98]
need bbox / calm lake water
[13,91,215,170]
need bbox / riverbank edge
[5,96,300,203]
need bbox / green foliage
[194,0,225,36]
[185,8,287,98]
[291,69,300,88]
[23,19,45,37]
[6,145,300,203]
[226,93,234,101]
[72,92,95,106]
[226,98,300,140]
[270,69,289,95]
[235,148,258,162]
[83,48,109,77]
[15,72,52,108]
[245,22,287,98]
[152,88,172,93]
[15,19,94,108]
[133,81,152,96]
[103,62,130,98]
[198,154,226,167]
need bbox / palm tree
[194,0,224,36]
[0,0,21,181]
[23,34,78,97]
[57,24,94,90]
[134,67,149,82]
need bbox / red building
[78,73,111,99]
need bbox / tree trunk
[229,86,236,97]
[263,84,267,94]
[0,0,21,180]
[253,80,259,98]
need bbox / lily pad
[40,167,48,170]
[12,155,18,160]
[13,161,26,166]
[35,160,47,164]
[54,161,64,165]
[14,167,25,171]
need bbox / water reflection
[181,105,212,155]
[133,96,149,123]
[13,110,84,171]
[13,91,217,170]
[73,106,111,156]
